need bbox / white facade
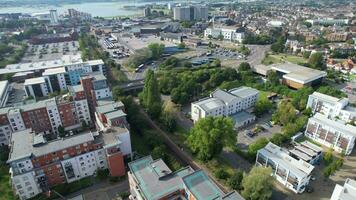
[204,28,245,43]
[0,80,10,107]
[43,68,68,93]
[8,109,26,132]
[256,142,314,193]
[49,9,59,24]
[24,77,49,98]
[191,87,259,123]
[12,171,42,200]
[305,113,356,155]
[74,99,91,125]
[0,124,12,146]
[45,99,62,134]
[116,129,132,156]
[173,6,208,21]
[330,178,356,200]
[307,92,356,123]
[94,88,112,100]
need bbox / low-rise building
[305,113,356,155]
[307,92,356,123]
[330,178,356,200]
[191,87,259,123]
[256,142,314,193]
[289,141,323,165]
[204,27,245,43]
[128,155,244,200]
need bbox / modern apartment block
[95,100,128,131]
[305,113,356,155]
[204,28,245,43]
[307,92,356,123]
[1,54,105,86]
[0,80,10,107]
[7,126,131,200]
[330,178,356,200]
[128,156,245,200]
[173,5,208,21]
[42,67,68,93]
[24,77,50,99]
[256,142,314,193]
[191,87,259,123]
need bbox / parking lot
[22,41,79,62]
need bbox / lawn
[0,164,16,200]
[262,54,308,65]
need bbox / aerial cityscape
[0,0,355,200]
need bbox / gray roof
[8,129,95,163]
[69,85,84,93]
[229,87,259,99]
[230,111,255,122]
[211,89,240,104]
[331,178,356,200]
[193,97,225,112]
[104,109,126,120]
[96,101,124,114]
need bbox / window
[16,185,23,189]
[27,187,33,191]
[25,182,31,186]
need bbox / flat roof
[211,89,240,104]
[183,170,224,200]
[24,77,46,85]
[104,109,126,120]
[42,67,66,76]
[8,129,95,163]
[309,92,342,104]
[258,142,314,178]
[330,179,356,200]
[310,113,356,137]
[271,63,327,84]
[128,156,194,200]
[96,101,124,114]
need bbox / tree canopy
[242,166,273,200]
[188,116,236,161]
[140,70,162,119]
[308,52,325,70]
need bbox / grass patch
[0,164,16,200]
[262,54,307,65]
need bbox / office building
[307,92,356,123]
[7,127,131,200]
[128,155,244,200]
[191,87,259,123]
[49,9,59,24]
[256,142,314,193]
[270,63,327,89]
[204,28,245,43]
[330,178,356,200]
[24,77,50,99]
[305,113,356,155]
[173,6,208,21]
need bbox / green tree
[188,117,236,161]
[242,167,273,200]
[160,101,177,132]
[140,70,162,119]
[148,43,165,59]
[266,70,279,85]
[272,100,297,126]
[248,137,268,158]
[238,62,251,72]
[269,133,289,146]
[58,125,65,138]
[308,52,324,69]
[271,36,286,53]
[228,169,244,191]
[254,95,273,117]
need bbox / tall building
[68,9,92,20]
[173,6,208,21]
[256,142,315,193]
[128,155,245,200]
[7,127,131,200]
[49,9,59,24]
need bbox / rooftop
[229,87,259,99]
[330,178,356,200]
[42,67,66,76]
[211,89,240,104]
[271,63,327,84]
[8,129,95,163]
[24,77,46,86]
[310,113,356,137]
[230,111,255,122]
[104,109,126,120]
[309,92,343,104]
[96,101,124,114]
[193,97,225,112]
[259,142,314,178]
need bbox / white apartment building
[256,142,314,193]
[0,80,10,107]
[8,108,26,132]
[307,92,356,123]
[191,87,259,122]
[11,171,42,200]
[44,98,63,134]
[204,28,245,43]
[42,67,68,93]
[0,124,12,146]
[49,9,59,24]
[330,178,356,200]
[305,113,356,155]
[24,77,50,98]
[74,98,91,125]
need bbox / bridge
[118,79,145,91]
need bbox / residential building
[95,101,127,131]
[270,63,327,89]
[256,142,314,193]
[24,77,50,99]
[204,28,245,43]
[42,67,68,93]
[191,87,259,124]
[330,178,356,200]
[1,54,105,85]
[0,80,10,107]
[49,9,59,25]
[307,92,356,123]
[173,6,208,21]
[128,155,244,200]
[288,141,323,165]
[305,113,356,155]
[68,9,92,20]
[306,19,349,26]
[7,127,131,200]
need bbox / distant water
[0,1,172,17]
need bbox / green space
[262,53,308,65]
[0,164,15,200]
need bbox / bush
[228,169,244,191]
[323,149,334,165]
[214,168,229,180]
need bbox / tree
[271,36,286,53]
[148,43,165,59]
[187,117,236,161]
[248,137,268,158]
[309,52,324,69]
[160,101,177,132]
[140,70,162,119]
[58,125,65,138]
[254,95,273,117]
[272,100,297,126]
[112,86,123,100]
[266,70,279,85]
[242,167,273,200]
[238,62,251,72]
[270,133,289,146]
[228,169,244,191]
